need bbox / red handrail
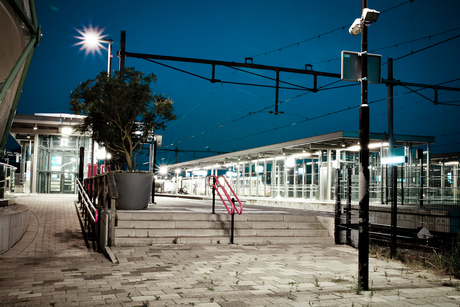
[208,175,243,215]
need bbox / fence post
[346,168,352,246]
[417,149,424,207]
[334,169,341,244]
[401,165,404,206]
[107,173,118,247]
[391,165,398,258]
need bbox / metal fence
[335,166,460,251]
[0,162,17,199]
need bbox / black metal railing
[76,173,118,252]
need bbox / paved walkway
[0,194,459,306]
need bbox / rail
[76,173,118,256]
[76,178,98,250]
[208,175,243,244]
[76,178,98,223]
[208,175,243,215]
[0,162,17,198]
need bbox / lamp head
[362,8,380,24]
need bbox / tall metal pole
[388,58,394,156]
[334,169,342,244]
[119,31,126,74]
[358,0,370,291]
[390,165,398,258]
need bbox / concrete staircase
[115,212,331,245]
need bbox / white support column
[31,134,39,193]
[327,149,332,201]
[312,158,316,199]
[263,159,267,198]
[248,161,252,197]
[242,162,246,197]
[272,158,276,199]
[441,162,445,202]
[302,160,306,199]
[427,143,431,203]
[255,160,259,197]
[284,160,288,199]
[236,163,240,195]
[454,164,458,203]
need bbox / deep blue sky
[16,0,460,165]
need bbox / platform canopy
[169,131,435,170]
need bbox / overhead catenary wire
[165,72,236,130]
[134,1,459,153]
[309,27,460,66]
[209,78,460,147]
[248,0,415,59]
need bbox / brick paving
[0,194,459,306]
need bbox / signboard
[341,51,382,84]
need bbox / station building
[9,113,92,194]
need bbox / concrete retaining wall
[245,197,459,234]
[0,204,29,254]
[245,198,335,212]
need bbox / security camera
[349,18,362,36]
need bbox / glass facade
[164,148,460,206]
[36,135,90,194]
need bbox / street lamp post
[75,25,113,76]
[101,38,113,77]
[348,0,380,291]
[358,0,370,290]
[75,25,114,177]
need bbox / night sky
[14,0,460,166]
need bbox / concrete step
[115,235,334,246]
[115,227,329,238]
[115,212,331,246]
[117,212,320,223]
[116,220,325,230]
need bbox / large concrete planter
[114,172,153,210]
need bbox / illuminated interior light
[381,156,407,165]
[61,127,73,135]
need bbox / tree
[70,67,176,172]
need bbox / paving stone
[1,195,460,306]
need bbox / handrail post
[212,176,216,214]
[230,198,235,244]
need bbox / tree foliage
[69,67,176,172]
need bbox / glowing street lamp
[75,24,113,76]
[75,25,114,178]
